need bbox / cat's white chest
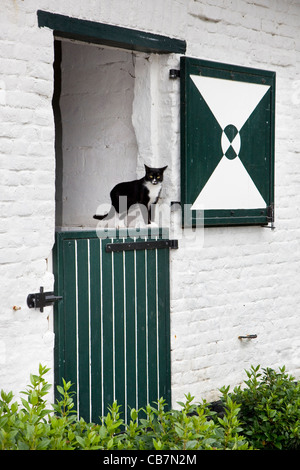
[145,181,162,205]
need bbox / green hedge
[0,364,250,450]
[1,363,299,450]
[219,365,300,450]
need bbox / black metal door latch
[27,286,62,312]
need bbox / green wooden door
[53,229,171,424]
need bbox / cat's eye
[157,176,161,179]
[149,175,153,178]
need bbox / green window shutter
[180,57,275,227]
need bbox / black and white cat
[93,165,167,225]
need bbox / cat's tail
[93,213,108,220]
[93,207,115,220]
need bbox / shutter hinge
[263,204,275,230]
[267,203,274,221]
[27,286,62,312]
[169,69,180,79]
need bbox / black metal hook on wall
[238,334,257,340]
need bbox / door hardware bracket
[106,239,178,253]
[27,286,62,312]
[169,69,180,79]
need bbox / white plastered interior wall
[58,41,138,229]
[57,40,173,230]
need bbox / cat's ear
[162,165,168,172]
[144,164,150,171]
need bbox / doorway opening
[54,39,141,230]
[47,12,186,421]
[52,38,172,423]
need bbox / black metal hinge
[27,286,62,312]
[267,203,274,222]
[169,69,180,79]
[106,239,178,253]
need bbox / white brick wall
[0,0,300,408]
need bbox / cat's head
[144,165,168,185]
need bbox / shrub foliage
[0,364,250,450]
[219,364,300,450]
[0,364,299,450]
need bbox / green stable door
[53,229,172,424]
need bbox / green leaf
[153,438,163,450]
[36,438,51,450]
[30,374,39,386]
[68,430,75,442]
[99,425,108,439]
[21,398,30,411]
[11,401,18,414]
[30,391,38,406]
[75,435,86,447]
[17,440,29,450]
[186,440,198,449]
[174,425,184,438]
[0,416,8,428]
[107,438,114,450]
[56,385,64,396]
[177,401,185,408]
